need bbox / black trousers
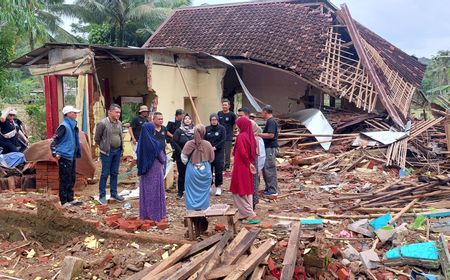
[175,157,187,196]
[211,149,224,187]
[59,157,76,204]
[0,139,19,154]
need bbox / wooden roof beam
[338,4,406,129]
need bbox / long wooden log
[222,228,261,266]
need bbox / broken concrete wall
[151,64,226,124]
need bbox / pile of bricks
[35,161,59,191]
[103,213,168,232]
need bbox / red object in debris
[38,256,49,264]
[140,223,153,231]
[375,272,394,280]
[260,224,273,229]
[119,220,138,232]
[337,268,350,280]
[330,245,342,257]
[0,257,11,267]
[84,219,101,228]
[214,223,226,232]
[143,220,156,226]
[294,266,306,280]
[367,160,376,169]
[156,221,169,230]
[97,205,107,214]
[397,276,409,280]
[278,240,288,248]
[100,253,114,268]
[328,262,339,274]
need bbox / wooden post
[176,64,201,125]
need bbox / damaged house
[9,0,446,171]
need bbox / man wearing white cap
[51,105,82,206]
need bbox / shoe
[69,199,83,206]
[61,202,71,208]
[263,191,278,197]
[242,218,261,225]
[98,196,107,205]
[111,194,125,202]
[215,187,222,196]
[176,193,183,200]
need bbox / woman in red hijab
[230,117,260,224]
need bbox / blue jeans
[99,148,121,198]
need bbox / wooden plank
[206,264,238,279]
[166,245,216,280]
[280,223,302,280]
[222,228,249,261]
[224,239,276,280]
[126,265,156,280]
[222,228,261,266]
[338,4,405,128]
[250,255,269,280]
[197,231,233,280]
[152,263,182,280]
[142,244,192,280]
[183,232,223,260]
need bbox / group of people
[51,99,279,227]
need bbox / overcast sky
[63,0,450,58]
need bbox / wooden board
[280,223,302,280]
[222,228,261,266]
[142,244,192,280]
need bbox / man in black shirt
[166,109,184,139]
[128,105,149,169]
[205,113,226,196]
[153,112,168,152]
[257,105,279,196]
[217,99,236,170]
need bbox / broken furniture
[184,207,238,240]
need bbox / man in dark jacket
[205,113,226,196]
[51,105,82,206]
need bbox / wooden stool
[184,208,238,240]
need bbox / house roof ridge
[176,0,332,11]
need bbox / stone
[57,256,84,280]
[347,219,374,237]
[343,245,360,261]
[359,249,380,269]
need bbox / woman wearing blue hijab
[137,122,166,222]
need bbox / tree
[423,50,450,92]
[63,0,191,47]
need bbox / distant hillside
[419,57,430,65]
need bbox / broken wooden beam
[280,222,301,280]
[222,228,261,266]
[224,239,276,280]
[197,230,233,280]
[142,244,192,280]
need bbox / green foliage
[25,104,47,142]
[65,0,191,47]
[422,50,450,101]
[88,23,115,45]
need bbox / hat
[139,105,149,113]
[62,105,81,115]
[9,109,17,115]
[249,113,256,118]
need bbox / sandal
[242,219,261,225]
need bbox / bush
[25,104,46,142]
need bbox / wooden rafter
[338,4,405,128]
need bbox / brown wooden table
[184,208,238,240]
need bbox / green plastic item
[411,215,426,230]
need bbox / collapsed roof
[143,0,427,128]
